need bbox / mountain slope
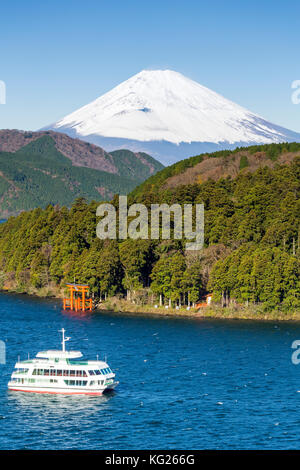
[0,132,163,218]
[45,70,300,164]
[129,141,300,201]
[0,129,163,177]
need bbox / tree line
[0,155,299,312]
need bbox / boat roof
[36,350,83,359]
[15,359,109,368]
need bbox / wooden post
[70,287,74,310]
[82,287,86,312]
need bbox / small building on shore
[195,293,213,309]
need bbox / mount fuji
[45,70,300,165]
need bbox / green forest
[0,142,299,314]
[0,135,163,218]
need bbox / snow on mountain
[46,70,300,164]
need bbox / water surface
[0,292,299,449]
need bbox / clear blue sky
[0,0,299,132]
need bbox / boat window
[82,371,88,377]
[56,370,62,376]
[63,370,87,385]
[77,380,87,386]
[63,370,69,376]
[69,370,76,377]
[94,370,101,375]
[44,369,49,376]
[14,368,29,374]
[64,379,88,386]
[50,370,56,376]
[76,370,82,377]
[88,370,95,375]
[90,381,95,385]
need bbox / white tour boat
[8,329,118,395]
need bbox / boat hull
[8,382,118,396]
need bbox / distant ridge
[0,129,163,175]
[0,130,163,218]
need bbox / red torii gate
[63,283,92,312]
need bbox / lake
[0,291,299,450]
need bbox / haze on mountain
[46,69,300,165]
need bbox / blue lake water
[0,291,300,450]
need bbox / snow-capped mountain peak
[47,69,300,164]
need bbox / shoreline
[96,298,300,322]
[1,287,300,322]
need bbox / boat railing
[12,369,29,375]
[17,359,42,364]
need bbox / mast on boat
[59,328,71,352]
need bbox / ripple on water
[0,292,300,449]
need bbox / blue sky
[0,0,299,132]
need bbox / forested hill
[130,142,300,201]
[0,130,163,218]
[0,141,299,313]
